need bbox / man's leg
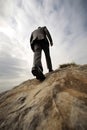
[33,43,43,71]
[32,42,45,80]
[43,45,53,72]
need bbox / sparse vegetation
[59,62,77,68]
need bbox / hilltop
[0,64,87,130]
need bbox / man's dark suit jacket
[30,26,53,51]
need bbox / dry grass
[59,62,78,68]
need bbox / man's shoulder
[31,29,38,34]
[31,26,47,35]
[42,26,47,30]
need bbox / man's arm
[30,33,33,44]
[44,26,53,46]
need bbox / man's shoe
[49,69,53,72]
[38,67,45,81]
[32,66,45,81]
[32,66,38,76]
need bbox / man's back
[32,27,46,41]
[30,27,46,41]
[30,26,53,47]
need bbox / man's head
[38,26,41,29]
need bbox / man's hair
[38,26,41,29]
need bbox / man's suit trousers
[33,40,52,71]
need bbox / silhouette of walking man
[30,26,53,80]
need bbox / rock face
[0,64,87,130]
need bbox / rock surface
[0,64,87,130]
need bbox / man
[30,26,53,80]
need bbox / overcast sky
[0,0,87,93]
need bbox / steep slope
[0,64,87,130]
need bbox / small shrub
[59,62,77,68]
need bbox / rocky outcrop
[0,64,87,130]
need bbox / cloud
[0,33,33,93]
[0,0,87,92]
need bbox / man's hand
[50,42,53,46]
